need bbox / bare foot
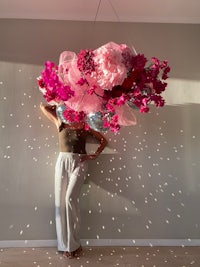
[73,246,83,257]
[63,251,71,258]
[63,246,83,259]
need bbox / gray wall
[0,19,200,244]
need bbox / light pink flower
[92,42,128,90]
[37,42,170,133]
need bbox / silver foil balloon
[86,112,110,132]
[127,99,139,110]
[56,104,73,124]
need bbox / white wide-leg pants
[55,152,88,252]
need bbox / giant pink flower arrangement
[37,42,170,132]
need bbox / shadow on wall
[80,104,200,239]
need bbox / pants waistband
[59,152,86,156]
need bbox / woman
[40,103,107,258]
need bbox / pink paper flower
[76,77,88,86]
[63,108,85,123]
[37,42,170,132]
[77,49,96,75]
[87,85,97,95]
[140,106,150,113]
[38,60,74,104]
[91,42,128,90]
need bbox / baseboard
[0,240,57,248]
[81,239,200,247]
[1,239,200,248]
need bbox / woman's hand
[80,129,107,162]
[40,103,59,128]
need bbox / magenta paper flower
[37,42,170,132]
